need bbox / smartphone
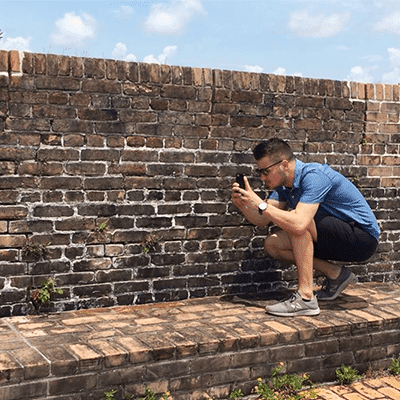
[235,173,245,189]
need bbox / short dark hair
[253,138,294,161]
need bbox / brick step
[0,282,399,400]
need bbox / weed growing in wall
[105,387,171,400]
[142,233,162,254]
[335,364,362,385]
[389,358,400,375]
[253,362,317,400]
[29,278,63,310]
[22,239,50,261]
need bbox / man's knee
[264,233,281,258]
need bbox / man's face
[256,156,284,189]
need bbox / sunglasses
[255,159,284,176]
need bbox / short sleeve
[298,170,332,204]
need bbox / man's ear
[280,159,290,170]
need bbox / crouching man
[231,138,379,317]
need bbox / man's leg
[263,228,320,316]
[264,228,342,296]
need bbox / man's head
[253,138,295,189]
[253,138,294,162]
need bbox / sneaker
[315,266,357,301]
[265,292,320,317]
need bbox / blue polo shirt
[269,159,380,240]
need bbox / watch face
[259,202,267,211]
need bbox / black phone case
[236,173,245,189]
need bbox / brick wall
[0,50,399,316]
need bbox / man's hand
[232,176,260,210]
[231,176,273,227]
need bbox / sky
[2,0,400,84]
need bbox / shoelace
[320,278,331,292]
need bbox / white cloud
[143,45,178,64]
[361,54,383,63]
[348,66,373,83]
[114,5,134,20]
[273,67,286,75]
[0,36,31,51]
[50,12,97,47]
[289,10,350,37]
[111,42,137,62]
[388,47,400,66]
[244,65,263,73]
[382,67,400,83]
[144,0,206,35]
[375,12,400,35]
[336,45,350,51]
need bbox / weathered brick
[0,235,26,248]
[161,85,196,99]
[48,374,97,395]
[0,382,47,400]
[82,79,121,93]
[33,206,74,218]
[10,347,50,379]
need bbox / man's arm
[265,202,320,238]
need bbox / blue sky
[2,0,400,83]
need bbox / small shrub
[254,363,317,400]
[229,388,244,399]
[389,359,400,375]
[140,387,170,400]
[30,278,63,310]
[104,389,116,400]
[254,377,275,400]
[271,362,316,400]
[335,364,362,385]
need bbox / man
[231,138,379,317]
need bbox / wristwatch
[258,201,268,215]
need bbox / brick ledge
[0,282,399,400]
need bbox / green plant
[23,239,50,260]
[99,219,109,232]
[104,389,116,400]
[271,363,316,400]
[335,364,362,385]
[30,278,63,309]
[229,388,244,399]
[140,387,170,400]
[350,176,359,187]
[389,359,400,375]
[361,134,368,146]
[142,233,162,254]
[254,363,317,400]
[254,377,275,400]
[39,278,63,303]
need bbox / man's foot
[315,266,357,301]
[265,292,320,317]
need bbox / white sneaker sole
[266,307,320,317]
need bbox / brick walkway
[316,375,400,400]
[1,282,400,399]
[241,375,400,400]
